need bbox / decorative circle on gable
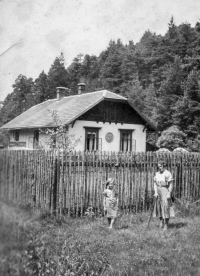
[105,132,114,143]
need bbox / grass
[1,201,200,275]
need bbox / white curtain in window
[87,133,97,151]
[122,133,131,151]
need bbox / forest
[1,18,200,152]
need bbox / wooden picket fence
[0,149,200,217]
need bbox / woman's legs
[163,218,169,230]
[159,217,164,228]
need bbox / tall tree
[0,75,34,124]
[143,84,158,121]
[79,54,101,92]
[167,16,178,39]
[47,53,69,99]
[172,70,200,139]
[67,54,83,94]
[100,39,126,93]
[126,75,146,112]
[173,99,200,138]
[183,70,200,101]
[153,56,185,129]
[34,71,48,103]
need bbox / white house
[1,86,157,152]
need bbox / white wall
[9,129,34,149]
[8,120,147,152]
[69,120,146,152]
[9,130,51,149]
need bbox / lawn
[0,200,200,276]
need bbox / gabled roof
[1,90,157,131]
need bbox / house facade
[1,87,157,152]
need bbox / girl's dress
[103,189,118,218]
[153,169,174,219]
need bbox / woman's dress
[103,189,118,218]
[153,170,174,219]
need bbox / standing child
[103,178,118,229]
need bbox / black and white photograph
[1,0,200,275]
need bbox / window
[104,106,116,122]
[13,130,19,141]
[85,127,102,151]
[33,130,39,147]
[119,129,136,152]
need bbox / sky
[0,0,200,101]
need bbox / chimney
[77,83,86,95]
[56,87,70,100]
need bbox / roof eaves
[1,125,56,130]
[128,100,158,131]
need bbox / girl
[103,178,118,229]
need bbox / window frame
[33,130,39,148]
[119,129,135,152]
[34,130,39,142]
[84,127,101,151]
[13,130,19,141]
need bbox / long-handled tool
[147,197,157,229]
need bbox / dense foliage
[1,18,200,151]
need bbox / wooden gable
[78,100,147,126]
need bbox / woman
[153,162,174,230]
[103,178,118,229]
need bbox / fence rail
[0,150,200,216]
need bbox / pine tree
[183,70,200,101]
[153,56,185,129]
[67,54,83,94]
[12,75,34,114]
[173,98,200,138]
[70,54,101,92]
[47,53,69,99]
[167,16,177,39]
[100,39,126,93]
[0,75,34,124]
[126,75,146,112]
[120,46,137,96]
[34,71,48,103]
[143,84,158,121]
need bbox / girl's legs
[109,218,115,229]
